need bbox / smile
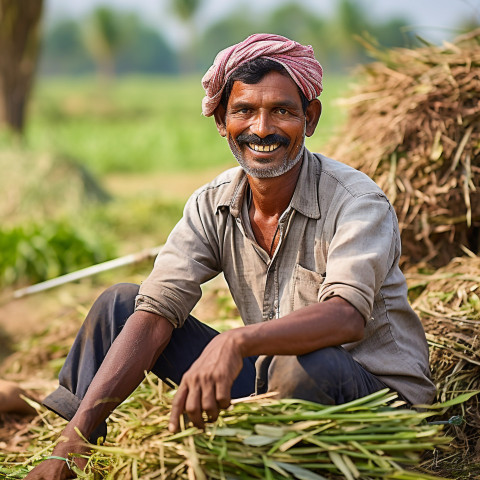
[248,143,280,152]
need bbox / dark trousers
[43,283,386,442]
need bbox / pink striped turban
[201,33,323,117]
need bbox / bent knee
[96,283,139,309]
[88,283,139,331]
[267,347,353,404]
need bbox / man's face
[219,71,311,179]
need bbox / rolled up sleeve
[318,193,398,322]
[135,192,221,328]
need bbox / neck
[247,157,302,218]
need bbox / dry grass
[326,30,480,268]
[406,256,480,467]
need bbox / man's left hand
[168,331,244,432]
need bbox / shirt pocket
[290,264,325,311]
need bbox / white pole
[13,245,163,299]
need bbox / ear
[305,99,322,137]
[213,104,227,137]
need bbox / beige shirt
[135,149,436,405]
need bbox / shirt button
[268,311,275,319]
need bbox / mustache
[236,133,289,147]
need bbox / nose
[250,110,275,138]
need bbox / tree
[197,6,258,71]
[82,6,125,80]
[39,19,94,76]
[0,0,44,134]
[169,0,202,73]
[40,13,177,77]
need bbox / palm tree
[81,6,124,80]
[169,0,202,73]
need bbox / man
[26,34,435,479]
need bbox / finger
[169,385,188,433]
[185,385,204,429]
[216,379,232,410]
[201,382,219,423]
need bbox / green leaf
[417,390,480,410]
[273,461,330,480]
[329,451,355,480]
[211,427,251,437]
[243,435,278,446]
[254,424,287,437]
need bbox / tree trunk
[0,0,44,134]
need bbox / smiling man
[26,34,435,479]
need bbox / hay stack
[326,30,480,268]
[407,256,480,453]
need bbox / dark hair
[220,57,310,112]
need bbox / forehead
[228,71,303,107]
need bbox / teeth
[248,143,280,152]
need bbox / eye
[277,108,288,115]
[231,107,250,116]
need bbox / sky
[45,0,480,47]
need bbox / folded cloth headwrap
[201,33,323,117]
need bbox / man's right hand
[24,424,90,480]
[24,457,74,480]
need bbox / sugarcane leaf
[329,451,355,480]
[273,461,330,480]
[243,435,278,446]
[211,427,251,437]
[254,424,287,437]
[416,390,480,409]
[164,427,199,441]
[342,454,360,478]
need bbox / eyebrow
[229,99,301,110]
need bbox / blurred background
[1,0,479,289]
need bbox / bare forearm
[66,310,173,441]
[234,297,364,358]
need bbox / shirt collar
[289,148,321,219]
[215,148,321,219]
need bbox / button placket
[264,209,293,321]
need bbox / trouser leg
[43,283,256,443]
[150,316,257,399]
[258,346,387,405]
[43,283,139,442]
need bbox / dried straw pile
[326,30,480,268]
[406,256,480,455]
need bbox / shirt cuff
[134,294,180,328]
[319,285,372,323]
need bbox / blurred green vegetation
[1,74,349,287]
[38,0,424,78]
[22,76,227,175]
[0,220,115,286]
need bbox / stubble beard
[228,136,305,179]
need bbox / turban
[201,33,323,117]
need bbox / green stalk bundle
[153,389,452,480]
[1,383,456,480]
